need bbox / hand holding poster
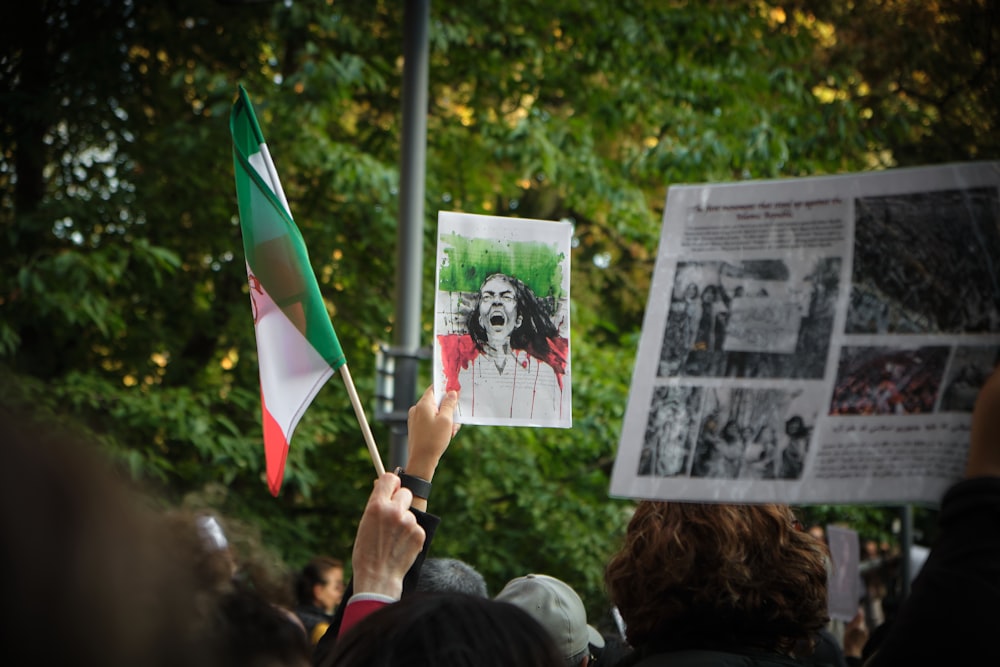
[611,161,1000,505]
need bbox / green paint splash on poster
[438,233,566,298]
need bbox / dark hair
[466,273,558,357]
[212,584,311,667]
[785,416,808,438]
[415,557,489,597]
[322,593,564,667]
[605,502,828,655]
[294,556,344,606]
[0,406,319,667]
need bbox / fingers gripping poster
[433,212,572,428]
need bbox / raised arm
[326,473,428,645]
[313,389,458,660]
[350,473,426,600]
[398,386,458,512]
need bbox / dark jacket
[293,604,334,645]
[867,477,1000,665]
[624,648,811,667]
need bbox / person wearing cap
[495,573,604,667]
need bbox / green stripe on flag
[230,87,346,370]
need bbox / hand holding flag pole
[231,86,384,495]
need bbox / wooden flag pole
[339,364,386,476]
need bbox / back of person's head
[322,593,564,667]
[605,501,828,655]
[0,406,318,667]
[415,557,489,597]
[211,583,311,667]
[161,510,238,595]
[0,406,212,667]
[495,573,604,666]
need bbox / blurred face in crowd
[314,566,345,612]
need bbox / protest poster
[611,161,1000,505]
[433,212,573,428]
[826,525,861,622]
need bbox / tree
[799,0,999,165]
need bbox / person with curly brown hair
[604,502,829,666]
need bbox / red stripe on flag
[261,391,290,497]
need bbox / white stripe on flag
[251,262,335,441]
[246,148,334,445]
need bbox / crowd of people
[5,366,1000,666]
[850,195,1000,335]
[659,258,839,381]
[828,347,950,416]
[689,415,811,481]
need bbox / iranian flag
[230,86,346,497]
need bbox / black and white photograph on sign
[846,187,1000,334]
[657,258,840,380]
[637,385,701,477]
[828,345,950,416]
[639,385,816,481]
[938,345,1000,412]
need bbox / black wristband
[394,467,432,500]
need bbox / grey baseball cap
[495,574,604,661]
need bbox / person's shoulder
[293,604,329,628]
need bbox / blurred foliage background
[1,0,997,616]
